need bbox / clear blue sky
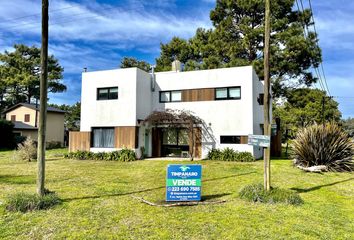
[0,0,353,118]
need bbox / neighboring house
[72,61,269,159]
[3,103,65,146]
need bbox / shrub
[207,148,255,162]
[46,141,62,149]
[239,183,303,205]
[14,137,37,162]
[64,149,137,161]
[293,123,354,172]
[0,119,15,149]
[5,192,61,212]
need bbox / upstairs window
[215,87,241,100]
[24,114,30,122]
[97,87,118,100]
[159,90,182,103]
[11,115,16,122]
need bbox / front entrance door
[161,128,189,157]
[144,129,149,157]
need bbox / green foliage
[14,137,37,162]
[65,149,137,162]
[120,57,151,72]
[0,44,65,110]
[239,183,303,205]
[5,192,61,212]
[46,141,62,150]
[342,117,354,137]
[49,102,80,131]
[155,0,322,97]
[293,123,354,172]
[0,119,15,148]
[273,88,342,138]
[207,148,255,162]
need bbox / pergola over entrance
[143,109,204,160]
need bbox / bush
[293,123,354,172]
[207,148,255,162]
[46,141,62,149]
[239,183,303,205]
[14,137,37,162]
[0,119,15,149]
[64,149,137,161]
[5,192,61,212]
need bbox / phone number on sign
[169,187,200,191]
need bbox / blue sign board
[166,164,202,202]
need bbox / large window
[92,127,114,148]
[159,91,182,103]
[215,87,241,100]
[97,87,118,100]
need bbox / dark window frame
[159,90,182,103]
[215,86,241,100]
[10,115,16,122]
[257,93,264,105]
[91,127,115,148]
[97,87,118,101]
[24,114,30,122]
[220,135,241,144]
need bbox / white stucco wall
[153,66,258,158]
[80,65,265,158]
[80,68,138,131]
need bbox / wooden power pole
[37,0,49,196]
[263,0,271,191]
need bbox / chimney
[172,60,182,72]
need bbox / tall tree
[0,44,65,110]
[155,0,321,97]
[120,57,151,72]
[273,88,341,136]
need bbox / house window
[159,91,182,103]
[220,136,241,144]
[215,87,241,100]
[11,115,16,122]
[257,93,264,105]
[24,114,30,122]
[97,87,118,100]
[92,127,114,148]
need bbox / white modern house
[72,62,267,159]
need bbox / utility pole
[322,96,325,126]
[263,0,271,191]
[37,0,49,196]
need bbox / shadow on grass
[63,171,255,202]
[291,177,354,193]
[201,193,231,201]
[0,175,36,184]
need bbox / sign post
[166,164,202,202]
[248,134,270,147]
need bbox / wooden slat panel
[240,136,248,144]
[189,127,202,159]
[68,131,90,152]
[182,88,214,102]
[115,126,138,149]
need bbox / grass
[0,149,353,239]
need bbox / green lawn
[0,149,353,239]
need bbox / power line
[307,0,331,95]
[0,5,144,31]
[0,6,143,29]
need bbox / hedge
[64,149,136,161]
[207,148,255,162]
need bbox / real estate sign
[166,164,202,201]
[248,134,270,147]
